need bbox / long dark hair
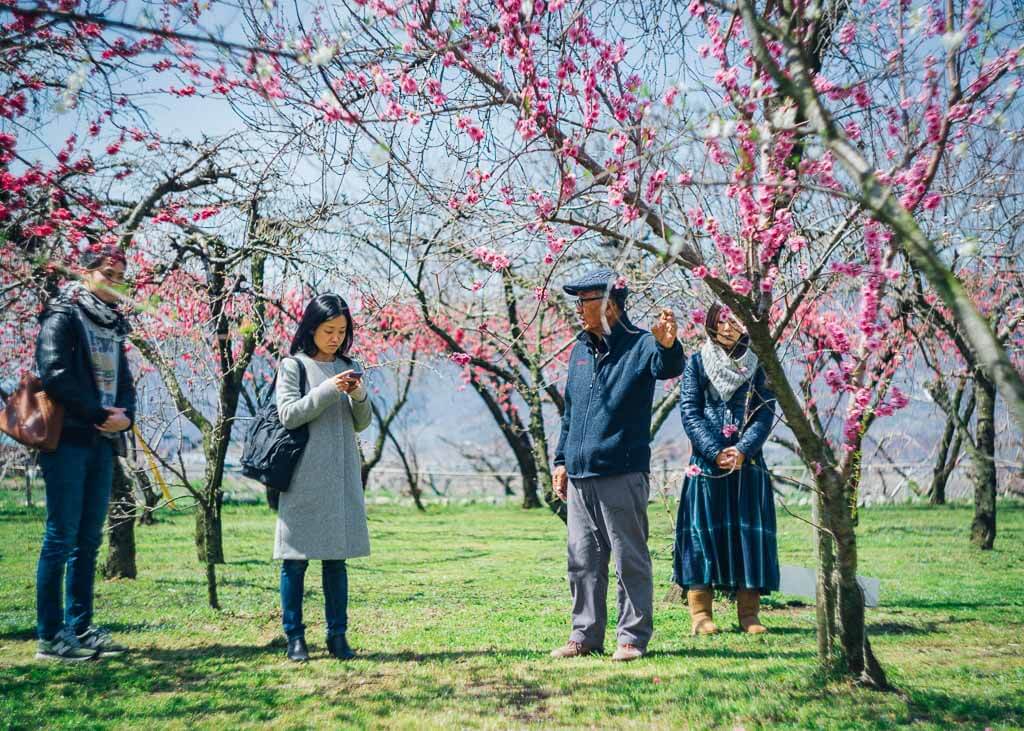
[705,302,749,358]
[289,293,354,358]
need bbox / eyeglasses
[573,295,606,310]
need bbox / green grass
[0,490,1022,729]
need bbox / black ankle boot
[287,636,309,662]
[326,634,355,660]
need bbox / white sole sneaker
[35,650,98,662]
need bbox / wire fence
[3,449,1022,508]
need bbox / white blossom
[255,58,275,79]
[940,30,965,52]
[309,45,336,67]
[770,104,797,129]
[54,63,90,113]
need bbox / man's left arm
[649,336,684,380]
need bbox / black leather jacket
[35,296,136,449]
[679,352,775,463]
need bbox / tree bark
[812,490,837,669]
[195,494,225,565]
[524,378,550,511]
[970,372,997,549]
[929,410,956,506]
[467,374,548,514]
[929,382,972,506]
[206,561,219,610]
[103,457,138,580]
[134,462,160,526]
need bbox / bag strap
[293,357,308,396]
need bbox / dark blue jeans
[36,440,114,640]
[280,559,348,641]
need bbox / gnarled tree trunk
[103,457,137,579]
[970,372,997,549]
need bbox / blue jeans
[36,440,114,640]
[280,559,348,640]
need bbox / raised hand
[651,308,678,348]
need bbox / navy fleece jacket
[554,315,684,478]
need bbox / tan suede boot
[688,589,718,635]
[737,589,767,633]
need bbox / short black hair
[289,293,354,358]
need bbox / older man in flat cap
[551,268,683,662]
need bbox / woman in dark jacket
[673,302,780,634]
[33,244,136,661]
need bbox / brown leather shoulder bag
[0,372,64,452]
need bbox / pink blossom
[399,74,418,94]
[730,277,753,296]
[685,464,702,477]
[451,352,471,366]
[722,424,738,438]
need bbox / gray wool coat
[273,354,372,561]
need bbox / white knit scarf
[700,337,758,402]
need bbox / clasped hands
[97,407,130,433]
[715,446,746,472]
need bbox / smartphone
[348,362,364,380]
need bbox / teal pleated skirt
[672,455,780,593]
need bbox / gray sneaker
[36,628,99,662]
[77,626,128,657]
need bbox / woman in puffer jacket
[673,302,780,635]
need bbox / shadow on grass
[905,687,1024,726]
[359,649,541,662]
[0,621,159,642]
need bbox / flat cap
[562,267,628,301]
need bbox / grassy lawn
[0,490,1022,729]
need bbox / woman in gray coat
[275,294,371,662]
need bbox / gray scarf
[62,282,120,329]
[700,337,758,402]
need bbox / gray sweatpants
[566,472,653,650]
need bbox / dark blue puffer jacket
[554,315,684,478]
[680,352,776,462]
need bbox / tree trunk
[206,560,220,610]
[196,418,232,565]
[103,458,138,580]
[929,382,973,506]
[195,497,225,565]
[466,375,550,515]
[830,502,887,688]
[929,393,958,505]
[812,490,837,669]
[135,463,160,526]
[970,373,997,549]
[807,474,889,688]
[524,387,549,511]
